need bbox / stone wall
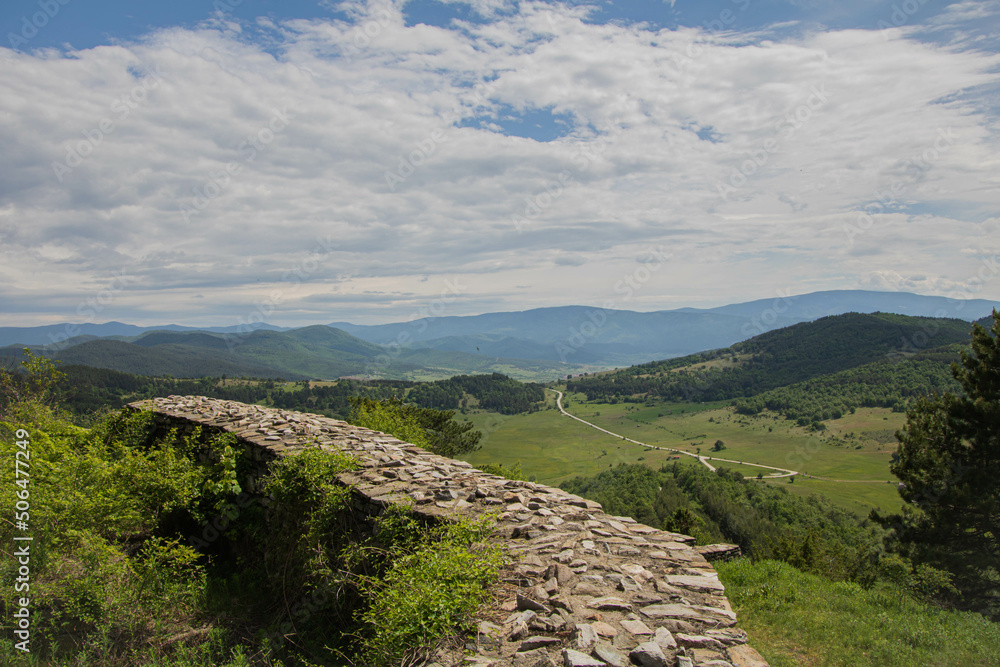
[129,396,769,667]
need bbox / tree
[713,439,726,451]
[348,397,481,458]
[875,311,1000,618]
[0,348,66,423]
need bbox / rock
[546,563,577,584]
[653,626,677,650]
[695,544,741,562]
[666,574,726,594]
[726,644,770,667]
[691,648,729,663]
[573,624,599,650]
[592,621,618,638]
[706,629,749,646]
[639,603,737,626]
[587,597,632,611]
[675,634,726,651]
[518,592,552,613]
[676,657,694,667]
[519,636,562,652]
[561,649,606,667]
[619,619,652,636]
[654,619,697,634]
[593,643,627,667]
[574,583,605,597]
[477,621,503,648]
[513,648,555,667]
[628,641,669,667]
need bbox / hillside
[2,326,596,382]
[566,312,973,403]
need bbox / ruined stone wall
[129,396,769,667]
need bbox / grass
[461,389,910,515]
[717,559,1000,667]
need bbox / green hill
[567,312,973,403]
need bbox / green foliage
[355,515,504,666]
[477,460,527,481]
[561,463,888,583]
[407,373,545,414]
[718,558,1000,667]
[876,312,1000,619]
[733,351,962,422]
[567,313,971,403]
[0,348,67,424]
[348,397,481,457]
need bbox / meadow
[460,387,907,515]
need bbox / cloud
[0,2,998,326]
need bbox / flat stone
[628,641,669,667]
[653,626,677,651]
[573,624,599,650]
[676,633,726,651]
[588,597,632,612]
[707,629,749,646]
[593,643,628,667]
[726,644,770,667]
[619,619,652,636]
[519,636,562,652]
[561,649,606,667]
[592,621,618,638]
[691,648,729,663]
[640,603,737,625]
[518,592,552,613]
[666,574,726,594]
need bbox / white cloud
[0,2,999,326]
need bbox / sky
[1,0,999,327]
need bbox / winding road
[549,389,897,484]
[549,388,798,480]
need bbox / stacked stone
[129,396,769,667]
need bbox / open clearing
[459,388,907,515]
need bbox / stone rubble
[130,396,770,667]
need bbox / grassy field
[717,559,1000,666]
[459,388,908,515]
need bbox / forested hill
[567,312,973,403]
[54,366,545,421]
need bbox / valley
[460,391,905,515]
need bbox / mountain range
[2,290,997,381]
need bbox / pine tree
[878,311,999,617]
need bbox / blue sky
[1,0,999,326]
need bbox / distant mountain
[2,326,595,382]
[3,290,997,375]
[0,321,286,348]
[331,290,1000,365]
[49,339,299,379]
